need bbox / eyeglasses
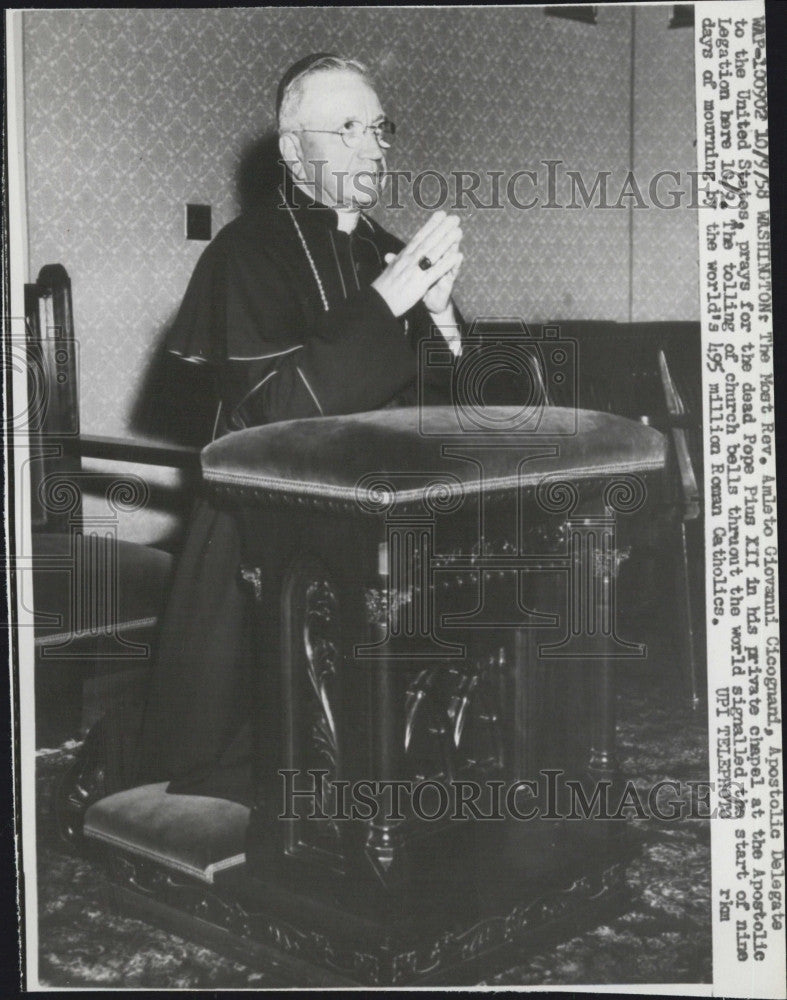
[297,119,396,149]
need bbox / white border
[5,7,37,992]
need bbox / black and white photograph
[3,2,784,992]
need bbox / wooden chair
[22,264,200,746]
[471,319,705,705]
[563,321,704,706]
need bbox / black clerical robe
[125,177,461,805]
[167,176,455,432]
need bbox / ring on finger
[419,231,461,266]
[418,256,433,271]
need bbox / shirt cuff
[443,330,462,357]
[434,320,462,357]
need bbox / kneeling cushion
[84,782,248,884]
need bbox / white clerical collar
[335,208,361,234]
[292,180,360,234]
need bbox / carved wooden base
[95,826,633,986]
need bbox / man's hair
[277,53,371,133]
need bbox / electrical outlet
[185,203,211,241]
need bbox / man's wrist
[428,303,458,326]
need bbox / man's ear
[279,133,307,182]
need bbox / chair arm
[657,350,701,522]
[57,434,201,472]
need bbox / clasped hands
[371,211,462,319]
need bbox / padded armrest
[32,534,173,647]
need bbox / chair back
[24,264,82,534]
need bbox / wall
[632,5,699,320]
[22,6,699,543]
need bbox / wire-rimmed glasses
[296,118,396,149]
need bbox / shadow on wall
[237,130,285,214]
[129,132,283,445]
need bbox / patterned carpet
[34,665,711,989]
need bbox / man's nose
[359,127,384,157]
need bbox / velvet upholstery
[33,534,173,648]
[84,783,249,883]
[201,405,667,506]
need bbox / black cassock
[108,174,460,806]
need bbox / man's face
[286,69,388,209]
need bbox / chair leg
[35,663,84,747]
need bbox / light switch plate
[185,203,211,241]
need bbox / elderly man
[167,52,464,427]
[72,54,466,811]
